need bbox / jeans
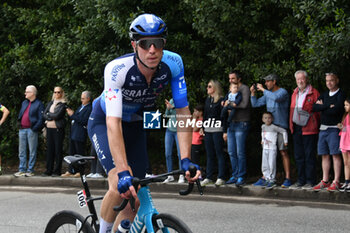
[18,128,38,173]
[293,124,317,185]
[227,121,250,179]
[164,129,181,172]
[204,131,225,180]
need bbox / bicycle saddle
[64,155,95,166]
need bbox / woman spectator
[42,86,67,176]
[200,80,226,186]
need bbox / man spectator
[289,70,320,189]
[223,71,251,186]
[0,103,10,175]
[250,74,292,188]
[312,73,346,192]
[14,85,44,177]
[61,91,92,177]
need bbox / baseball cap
[263,74,279,81]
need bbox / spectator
[220,83,242,131]
[14,85,44,177]
[86,146,105,178]
[312,73,346,192]
[42,86,67,177]
[62,91,93,177]
[289,70,320,189]
[163,98,183,183]
[250,74,292,188]
[224,71,251,186]
[338,97,350,192]
[191,103,204,166]
[256,112,288,189]
[200,80,226,186]
[0,103,10,175]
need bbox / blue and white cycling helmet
[129,13,167,41]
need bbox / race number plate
[77,190,87,208]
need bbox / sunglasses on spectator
[207,85,212,88]
[137,38,165,50]
[54,91,61,94]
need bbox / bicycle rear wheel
[44,210,95,233]
[151,213,193,233]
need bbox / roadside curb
[1,175,350,205]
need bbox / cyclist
[88,13,200,233]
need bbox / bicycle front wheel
[151,213,193,233]
[44,210,95,233]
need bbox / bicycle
[45,155,203,233]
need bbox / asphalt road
[0,190,350,233]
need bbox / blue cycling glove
[117,171,133,194]
[181,158,200,172]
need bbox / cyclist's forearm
[106,116,129,173]
[176,106,192,160]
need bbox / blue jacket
[251,88,289,129]
[70,103,92,142]
[18,99,45,132]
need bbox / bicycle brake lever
[113,198,129,212]
[196,179,203,195]
[129,196,136,212]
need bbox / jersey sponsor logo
[143,110,161,129]
[122,89,148,99]
[111,64,126,81]
[166,54,183,70]
[153,74,168,82]
[105,88,119,101]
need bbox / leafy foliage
[1,0,350,173]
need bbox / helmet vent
[136,25,145,32]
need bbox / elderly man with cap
[250,74,291,188]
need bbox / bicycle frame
[129,186,169,233]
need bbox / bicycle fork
[129,186,169,233]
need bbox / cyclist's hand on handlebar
[181,158,201,182]
[117,171,137,199]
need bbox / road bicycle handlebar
[114,166,203,212]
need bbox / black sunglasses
[137,38,165,50]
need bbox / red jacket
[289,85,320,135]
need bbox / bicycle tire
[44,210,95,233]
[151,213,193,233]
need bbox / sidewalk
[1,174,350,205]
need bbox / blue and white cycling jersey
[94,50,188,121]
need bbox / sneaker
[327,181,340,192]
[86,173,94,178]
[302,183,313,190]
[281,178,292,188]
[235,177,245,187]
[312,180,330,192]
[163,175,175,183]
[215,178,225,186]
[41,172,51,177]
[61,171,74,177]
[339,183,349,192]
[92,173,104,178]
[25,172,34,177]
[178,174,185,184]
[145,173,156,178]
[226,176,237,184]
[265,181,277,190]
[253,178,267,187]
[200,178,214,186]
[14,171,26,177]
[289,182,304,189]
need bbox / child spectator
[258,112,288,189]
[191,104,204,166]
[221,83,242,130]
[338,98,350,192]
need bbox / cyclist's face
[132,37,165,69]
